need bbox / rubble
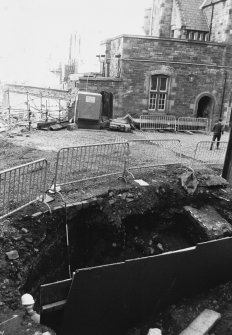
[184,205,232,241]
[5,250,19,260]
[180,171,199,195]
[109,118,132,132]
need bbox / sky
[0,0,151,87]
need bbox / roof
[177,0,209,31]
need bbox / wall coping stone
[101,34,227,48]
[79,77,122,82]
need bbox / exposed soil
[0,128,232,334]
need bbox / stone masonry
[77,0,232,124]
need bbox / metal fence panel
[0,159,47,220]
[177,117,208,132]
[140,115,176,131]
[191,141,228,169]
[54,142,130,189]
[128,139,182,170]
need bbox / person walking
[210,118,224,150]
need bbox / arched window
[149,75,168,111]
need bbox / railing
[128,139,182,171]
[53,142,130,191]
[139,115,209,133]
[177,117,208,133]
[140,115,176,131]
[0,159,48,220]
[191,141,228,169]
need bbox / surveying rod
[222,126,232,185]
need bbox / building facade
[77,0,232,125]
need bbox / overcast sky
[0,0,151,86]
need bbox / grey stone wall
[203,0,232,43]
[119,36,232,118]
[146,0,174,37]
[78,35,232,120]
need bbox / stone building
[77,0,232,125]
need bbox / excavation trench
[20,182,232,335]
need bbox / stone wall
[171,0,182,38]
[78,35,232,120]
[203,0,232,43]
[146,0,174,37]
[118,36,232,118]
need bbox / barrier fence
[177,117,208,132]
[191,141,228,169]
[0,159,48,220]
[140,115,209,133]
[53,142,130,191]
[128,139,182,171]
[140,115,176,131]
[0,139,228,217]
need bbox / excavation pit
[15,178,232,335]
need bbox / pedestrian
[21,293,40,324]
[210,118,224,150]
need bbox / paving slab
[179,309,221,335]
[184,205,232,240]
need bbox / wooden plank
[179,309,221,335]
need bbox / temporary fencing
[191,141,228,169]
[53,142,130,191]
[139,115,209,133]
[177,117,208,133]
[128,139,182,171]
[140,115,176,131]
[0,159,48,220]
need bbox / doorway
[101,91,113,120]
[196,95,214,119]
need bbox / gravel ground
[0,127,229,163]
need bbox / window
[205,33,209,41]
[187,31,194,40]
[194,32,199,40]
[149,75,168,111]
[187,30,209,41]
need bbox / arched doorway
[196,95,215,119]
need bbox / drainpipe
[209,0,214,41]
[220,71,227,118]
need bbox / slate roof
[177,0,209,31]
